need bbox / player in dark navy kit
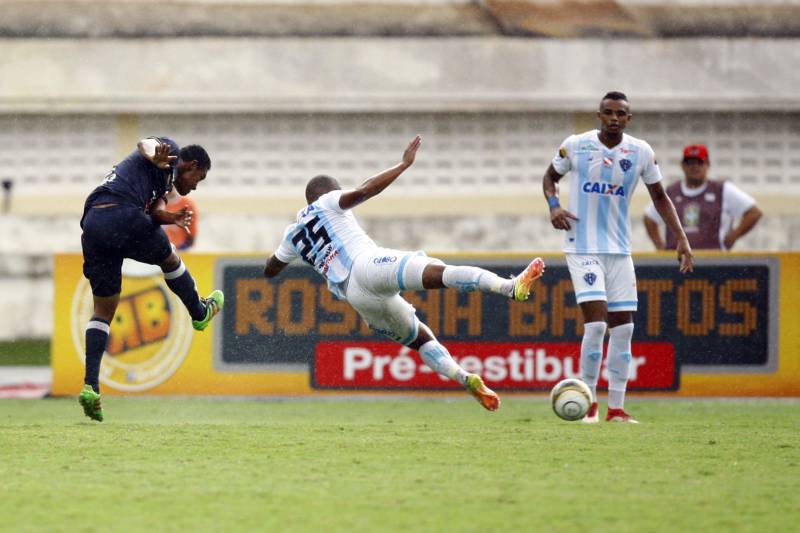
[78,137,224,421]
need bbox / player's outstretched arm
[646,181,694,273]
[264,255,289,278]
[339,135,422,210]
[542,164,579,231]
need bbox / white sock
[418,340,469,385]
[580,321,606,402]
[442,265,512,296]
[607,323,634,409]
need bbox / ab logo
[70,262,193,392]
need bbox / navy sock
[84,317,110,393]
[164,261,206,321]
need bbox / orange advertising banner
[51,252,800,397]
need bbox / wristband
[547,196,561,209]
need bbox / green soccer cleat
[511,257,546,302]
[192,289,224,331]
[78,384,103,422]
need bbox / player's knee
[159,253,181,273]
[583,321,607,342]
[408,322,435,350]
[421,263,446,289]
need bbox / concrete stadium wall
[1,38,798,113]
[2,35,799,340]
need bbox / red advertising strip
[313,341,677,391]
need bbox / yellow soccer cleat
[511,257,546,302]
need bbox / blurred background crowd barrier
[1,0,800,341]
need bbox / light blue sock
[442,266,511,296]
[580,321,607,402]
[607,323,634,409]
[418,340,468,385]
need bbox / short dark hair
[601,91,628,103]
[305,174,340,204]
[180,144,211,170]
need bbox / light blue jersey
[552,130,662,255]
[275,190,377,299]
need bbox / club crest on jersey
[619,159,632,172]
[582,182,626,196]
[584,272,597,286]
[300,204,317,218]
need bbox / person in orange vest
[644,144,763,250]
[164,188,199,250]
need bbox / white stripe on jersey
[552,130,662,255]
[274,190,376,298]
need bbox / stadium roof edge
[2,0,800,38]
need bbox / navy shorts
[81,205,172,297]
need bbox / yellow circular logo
[70,267,192,392]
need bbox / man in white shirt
[263,135,545,412]
[643,144,763,250]
[542,91,694,423]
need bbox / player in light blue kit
[264,135,545,411]
[542,92,694,423]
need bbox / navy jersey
[86,137,179,212]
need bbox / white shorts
[565,253,638,312]
[345,248,442,345]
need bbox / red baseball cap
[683,144,709,162]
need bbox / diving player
[264,135,545,412]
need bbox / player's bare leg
[409,324,500,412]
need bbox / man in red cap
[644,144,762,250]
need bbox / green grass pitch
[1,397,798,532]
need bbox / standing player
[542,92,694,423]
[263,135,545,412]
[78,137,224,421]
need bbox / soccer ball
[550,378,593,421]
